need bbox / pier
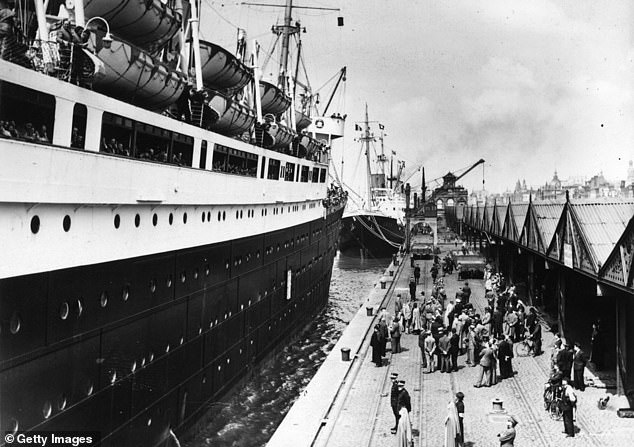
[268,239,633,447]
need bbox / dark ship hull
[1,206,344,447]
[339,212,404,256]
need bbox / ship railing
[0,37,92,87]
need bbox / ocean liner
[0,1,346,445]
[339,106,404,255]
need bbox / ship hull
[339,213,404,256]
[0,206,344,446]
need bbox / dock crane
[447,158,485,185]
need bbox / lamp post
[84,16,113,49]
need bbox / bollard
[491,398,505,413]
[389,270,394,277]
[380,277,387,289]
[341,347,351,361]
[366,306,374,316]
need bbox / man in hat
[497,415,518,446]
[572,342,587,391]
[424,330,436,373]
[397,380,411,415]
[556,342,574,380]
[390,372,400,433]
[560,377,577,437]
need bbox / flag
[379,123,385,130]
[391,150,396,155]
[355,124,362,131]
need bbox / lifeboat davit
[259,81,291,115]
[198,41,253,93]
[203,89,256,136]
[91,36,187,111]
[84,0,182,52]
[295,110,312,132]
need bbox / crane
[452,158,485,183]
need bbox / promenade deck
[268,243,633,447]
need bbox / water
[186,252,390,447]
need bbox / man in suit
[397,380,412,418]
[498,335,514,379]
[556,342,574,380]
[572,342,587,391]
[497,415,518,446]
[462,282,471,304]
[438,329,451,373]
[449,328,460,372]
[561,377,577,437]
[474,341,494,387]
[390,372,400,434]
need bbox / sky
[200,0,634,194]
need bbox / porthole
[42,401,52,419]
[183,212,188,224]
[100,291,108,308]
[141,357,146,367]
[152,213,158,226]
[30,215,40,234]
[131,361,137,373]
[193,269,199,280]
[134,214,140,227]
[59,302,70,320]
[114,214,120,228]
[169,213,174,225]
[202,212,206,222]
[76,299,83,317]
[235,210,239,219]
[180,271,186,283]
[57,394,67,411]
[205,264,210,276]
[9,312,21,334]
[62,215,71,232]
[166,275,173,288]
[109,370,117,384]
[85,382,94,396]
[180,336,184,345]
[218,211,221,221]
[207,211,211,221]
[149,279,156,293]
[122,285,130,302]
[202,374,207,384]
[223,211,226,221]
[165,344,170,353]
[147,418,152,426]
[240,210,243,218]
[149,352,154,362]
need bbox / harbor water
[185,252,390,447]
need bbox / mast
[278,0,294,90]
[364,104,372,210]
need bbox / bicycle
[543,382,564,420]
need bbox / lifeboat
[295,110,312,132]
[91,36,188,111]
[266,119,296,150]
[203,89,256,136]
[84,0,182,52]
[198,41,253,93]
[259,80,291,115]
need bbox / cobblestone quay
[269,242,634,447]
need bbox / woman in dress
[396,404,413,447]
[444,400,462,447]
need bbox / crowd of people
[371,241,605,446]
[0,120,49,142]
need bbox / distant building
[430,171,468,228]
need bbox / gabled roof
[569,200,634,270]
[492,203,507,237]
[547,199,634,274]
[503,202,529,242]
[520,201,565,254]
[475,205,483,230]
[483,205,495,233]
[599,215,634,292]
